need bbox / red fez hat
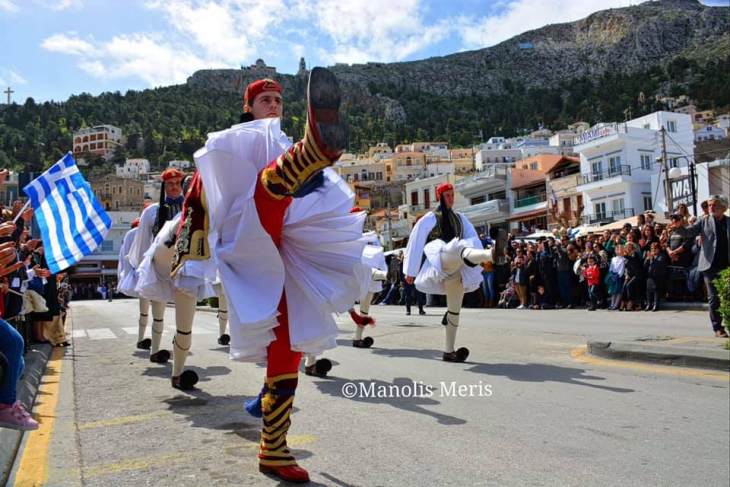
[160,168,185,181]
[131,218,140,228]
[436,182,454,200]
[243,78,282,109]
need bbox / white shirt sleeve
[403,212,437,278]
[128,205,157,268]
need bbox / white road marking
[86,328,118,340]
[71,330,87,339]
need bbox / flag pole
[12,200,31,224]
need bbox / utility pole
[386,186,393,251]
[660,127,674,215]
[688,158,697,216]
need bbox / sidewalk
[0,343,52,485]
[588,336,730,371]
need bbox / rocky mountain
[187,0,729,122]
[2,0,729,171]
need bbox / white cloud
[33,0,84,10]
[0,68,27,86]
[42,32,94,55]
[1,0,82,11]
[146,0,288,65]
[41,32,217,86]
[51,0,84,9]
[457,0,635,50]
[301,0,452,63]
[0,0,19,12]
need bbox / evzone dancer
[128,168,186,363]
[303,209,387,377]
[163,170,230,390]
[116,217,151,349]
[351,221,388,348]
[198,70,365,482]
[403,183,493,362]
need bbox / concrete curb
[0,343,53,485]
[661,302,709,311]
[587,340,730,371]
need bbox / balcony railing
[514,194,546,208]
[581,208,635,225]
[580,165,631,185]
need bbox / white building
[715,114,730,134]
[403,174,465,227]
[549,130,577,155]
[425,161,455,178]
[116,158,151,179]
[453,163,512,233]
[474,146,521,170]
[573,111,694,224]
[168,160,193,170]
[515,138,561,158]
[71,211,138,283]
[695,125,726,142]
[72,125,123,160]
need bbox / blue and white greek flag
[23,153,112,274]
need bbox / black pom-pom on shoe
[150,349,170,363]
[172,370,199,390]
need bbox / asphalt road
[10,299,730,487]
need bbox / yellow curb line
[571,346,730,382]
[13,347,65,487]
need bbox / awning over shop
[507,208,548,222]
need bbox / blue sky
[1,0,727,103]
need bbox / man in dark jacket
[685,195,730,337]
[537,240,558,308]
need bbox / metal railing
[514,194,546,208]
[580,165,631,185]
[581,208,635,224]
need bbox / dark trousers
[624,277,639,302]
[404,284,424,313]
[703,269,724,332]
[646,278,659,311]
[382,283,399,304]
[542,273,557,305]
[372,282,391,304]
[588,285,599,309]
[557,271,573,307]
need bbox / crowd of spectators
[0,171,72,430]
[70,282,117,301]
[371,196,729,338]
